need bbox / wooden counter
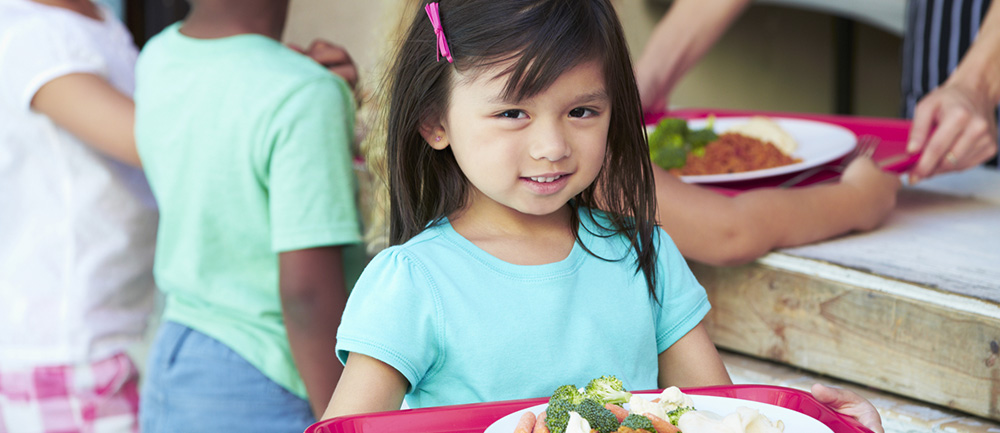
[693,167,1000,421]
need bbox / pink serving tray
[646,108,920,196]
[307,384,874,433]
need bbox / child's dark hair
[380,0,660,298]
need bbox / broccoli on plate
[584,375,632,406]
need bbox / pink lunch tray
[645,108,920,196]
[306,384,874,433]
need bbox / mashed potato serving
[723,116,798,156]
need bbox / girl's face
[427,59,611,220]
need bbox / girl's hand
[811,383,884,433]
[837,157,902,232]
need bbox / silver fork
[778,135,880,188]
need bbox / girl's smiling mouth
[528,174,565,183]
[521,172,572,194]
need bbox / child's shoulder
[373,221,451,258]
[0,2,88,40]
[143,24,334,84]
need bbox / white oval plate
[646,116,857,184]
[483,393,834,433]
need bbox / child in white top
[0,0,157,431]
[322,1,883,432]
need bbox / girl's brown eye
[500,110,524,119]
[569,107,595,118]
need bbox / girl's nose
[529,123,571,162]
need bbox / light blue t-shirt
[336,209,710,408]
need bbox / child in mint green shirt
[134,1,363,431]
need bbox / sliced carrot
[604,403,629,423]
[514,411,536,433]
[644,413,680,433]
[534,411,549,433]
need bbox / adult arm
[907,0,1000,181]
[280,246,352,419]
[321,353,408,420]
[31,73,141,166]
[655,157,901,266]
[635,0,751,112]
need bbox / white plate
[483,393,834,433]
[646,116,857,184]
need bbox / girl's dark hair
[380,0,660,298]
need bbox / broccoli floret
[584,375,632,406]
[620,413,657,432]
[545,398,575,433]
[649,134,688,169]
[550,384,587,406]
[687,128,719,150]
[648,121,689,170]
[647,116,721,170]
[666,405,695,426]
[574,399,620,433]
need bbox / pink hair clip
[424,2,454,63]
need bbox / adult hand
[811,383,884,433]
[906,82,998,183]
[290,39,359,90]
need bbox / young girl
[324,1,882,432]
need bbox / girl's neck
[449,203,577,266]
[180,0,289,40]
[31,0,100,20]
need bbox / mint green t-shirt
[135,24,364,398]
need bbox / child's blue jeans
[139,321,315,433]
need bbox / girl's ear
[419,119,449,150]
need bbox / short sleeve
[266,75,362,252]
[652,229,711,353]
[0,19,105,111]
[336,248,441,390]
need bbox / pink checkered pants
[0,353,139,433]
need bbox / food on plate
[647,116,803,177]
[517,376,785,433]
[515,411,538,433]
[723,116,797,155]
[677,406,785,433]
[672,132,801,176]
[647,117,719,170]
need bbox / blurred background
[115,0,906,118]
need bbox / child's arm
[279,247,353,419]
[30,73,141,166]
[289,39,359,90]
[656,322,732,389]
[321,353,408,420]
[654,156,901,266]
